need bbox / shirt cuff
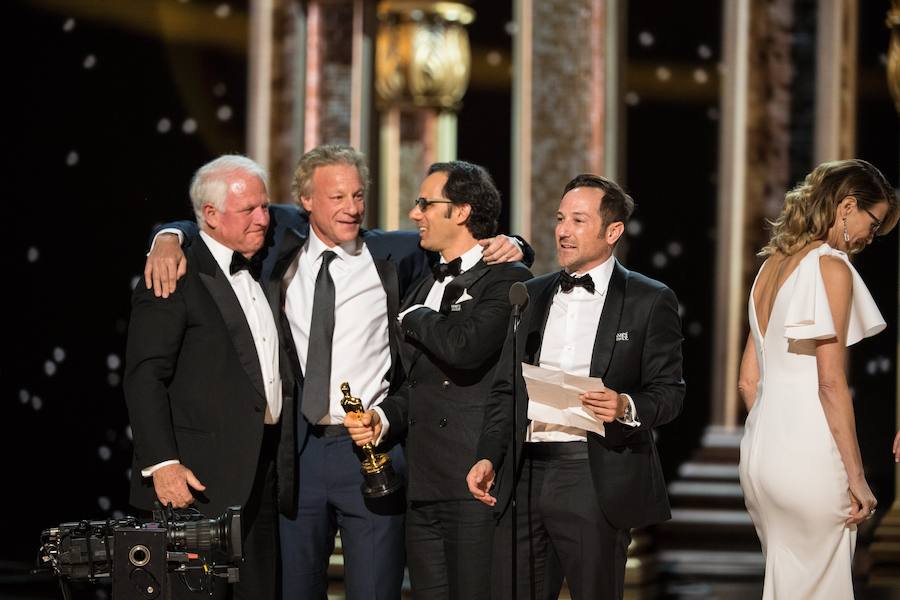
[147,228,184,256]
[141,459,180,478]
[507,235,523,252]
[371,406,390,446]
[398,304,428,322]
[615,393,641,427]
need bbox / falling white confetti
[66,151,79,166]
[706,107,720,121]
[44,361,57,377]
[53,347,66,362]
[655,66,671,82]
[63,18,76,32]
[98,446,112,461]
[108,373,121,387]
[667,241,683,257]
[125,468,132,480]
[866,359,878,375]
[626,220,642,236]
[125,425,133,441]
[693,68,708,84]
[32,396,43,411]
[486,51,502,66]
[879,357,891,372]
[213,83,227,97]
[131,276,141,290]
[157,118,172,133]
[98,496,111,511]
[83,54,97,69]
[504,21,519,36]
[215,3,231,18]
[652,252,668,268]
[624,92,640,106]
[107,354,121,370]
[27,247,40,263]
[879,53,887,66]
[182,118,198,134]
[638,31,654,47]
[687,322,702,336]
[95,588,109,600]
[112,510,125,520]
[698,44,712,60]
[216,105,233,121]
[19,389,30,404]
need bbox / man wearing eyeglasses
[141,146,531,600]
[343,161,532,600]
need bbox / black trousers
[491,442,631,600]
[406,498,496,600]
[172,425,280,600]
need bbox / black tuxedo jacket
[377,260,533,502]
[476,261,685,529]
[124,238,297,517]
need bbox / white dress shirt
[142,231,282,476]
[528,256,638,442]
[285,229,392,425]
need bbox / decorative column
[374,1,474,231]
[247,0,374,206]
[868,0,900,583]
[511,0,619,275]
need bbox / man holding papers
[466,174,685,600]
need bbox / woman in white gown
[738,159,898,599]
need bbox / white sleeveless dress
[739,244,886,599]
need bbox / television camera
[38,505,242,599]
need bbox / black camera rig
[38,505,242,599]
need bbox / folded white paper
[522,363,605,437]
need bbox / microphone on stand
[509,281,529,325]
[507,281,529,595]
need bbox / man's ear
[299,195,313,214]
[606,221,625,245]
[453,203,472,225]
[203,204,219,228]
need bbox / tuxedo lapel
[195,240,267,402]
[268,226,307,320]
[439,261,488,313]
[530,272,563,366]
[590,261,627,378]
[401,273,434,311]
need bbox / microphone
[509,281,529,320]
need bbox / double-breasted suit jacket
[379,260,533,502]
[125,237,297,517]
[476,261,685,529]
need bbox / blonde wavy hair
[760,159,899,256]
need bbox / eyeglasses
[861,206,883,235]
[413,197,454,211]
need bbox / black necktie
[432,257,462,282]
[559,271,595,294]
[230,251,263,281]
[302,250,337,423]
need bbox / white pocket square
[455,289,474,303]
[615,332,629,342]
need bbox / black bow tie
[230,251,263,281]
[432,257,462,282]
[559,271,595,294]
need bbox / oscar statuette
[339,382,403,498]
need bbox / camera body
[39,506,242,599]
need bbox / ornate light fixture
[375,1,475,110]
[888,0,900,113]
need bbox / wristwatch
[620,394,633,422]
